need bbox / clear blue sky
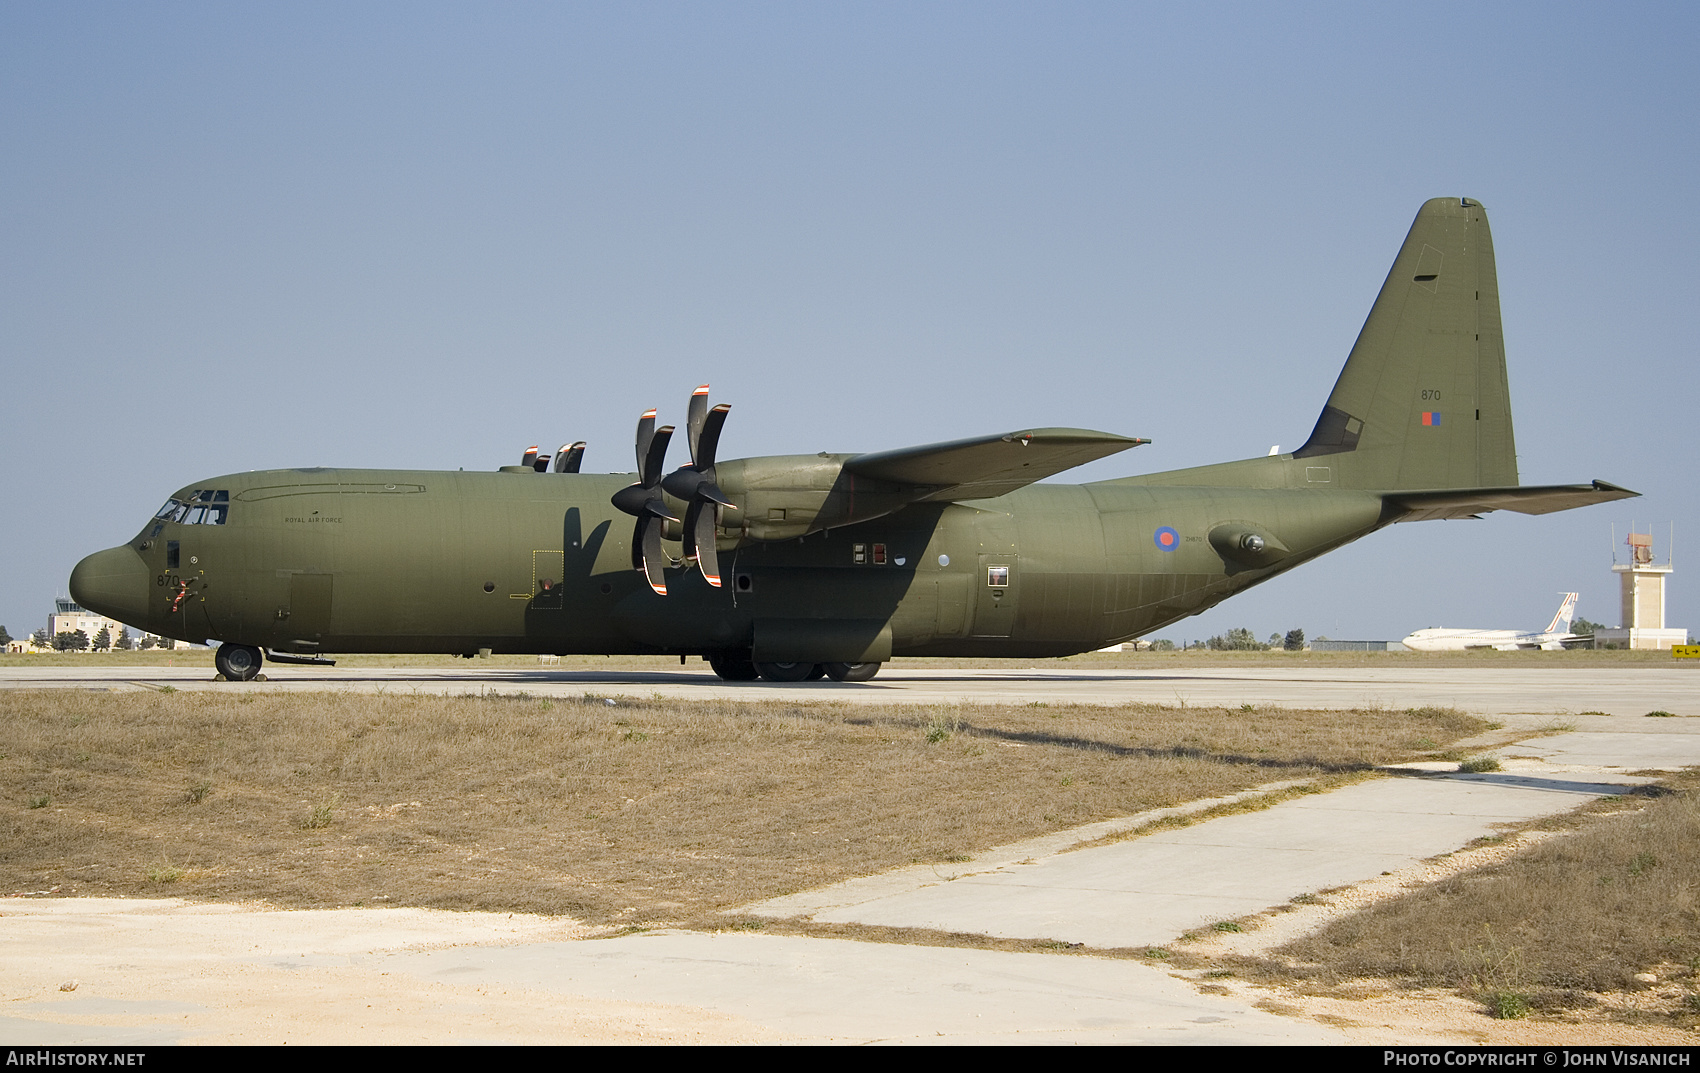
[4,2,1696,645]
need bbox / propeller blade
[521,445,540,469]
[640,515,668,595]
[629,518,646,570]
[616,407,685,594]
[682,499,702,560]
[552,442,586,473]
[687,384,711,465]
[695,404,730,468]
[634,410,657,474]
[697,479,734,508]
[691,503,722,587]
[641,425,674,486]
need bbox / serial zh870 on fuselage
[71,198,1636,682]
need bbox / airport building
[1592,530,1687,650]
[47,597,131,649]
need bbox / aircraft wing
[1383,481,1638,523]
[845,428,1147,501]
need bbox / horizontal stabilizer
[1385,480,1638,522]
[846,428,1146,501]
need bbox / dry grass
[1222,770,1700,1025]
[1,689,1480,925]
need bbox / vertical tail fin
[1295,197,1518,490]
[1547,592,1579,633]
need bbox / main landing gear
[707,653,760,680]
[707,653,882,683]
[215,642,264,682]
[822,661,881,682]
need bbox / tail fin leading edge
[1547,592,1579,634]
[1295,197,1517,490]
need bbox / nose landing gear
[215,642,263,682]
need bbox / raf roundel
[1154,526,1180,551]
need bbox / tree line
[1146,628,1306,651]
[13,626,176,652]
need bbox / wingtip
[1592,479,1640,496]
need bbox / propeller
[520,445,540,470]
[660,385,733,587]
[609,410,677,594]
[552,442,586,473]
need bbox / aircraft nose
[69,545,151,626]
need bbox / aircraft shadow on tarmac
[191,667,1314,688]
[833,716,1388,774]
[1389,768,1657,798]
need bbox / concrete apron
[7,707,1700,1043]
[740,764,1654,949]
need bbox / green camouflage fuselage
[119,460,1384,658]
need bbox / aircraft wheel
[805,663,827,680]
[215,643,263,682]
[823,661,881,683]
[708,653,760,681]
[754,661,814,682]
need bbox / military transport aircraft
[70,197,1636,683]
[1401,592,1584,651]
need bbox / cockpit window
[151,490,230,529]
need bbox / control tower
[1593,528,1687,650]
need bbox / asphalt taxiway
[3,660,1696,718]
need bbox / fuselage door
[971,554,1019,637]
[531,550,565,610]
[287,573,334,647]
[968,509,1019,638]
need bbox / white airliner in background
[1401,593,1583,651]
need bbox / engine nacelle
[711,454,926,542]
